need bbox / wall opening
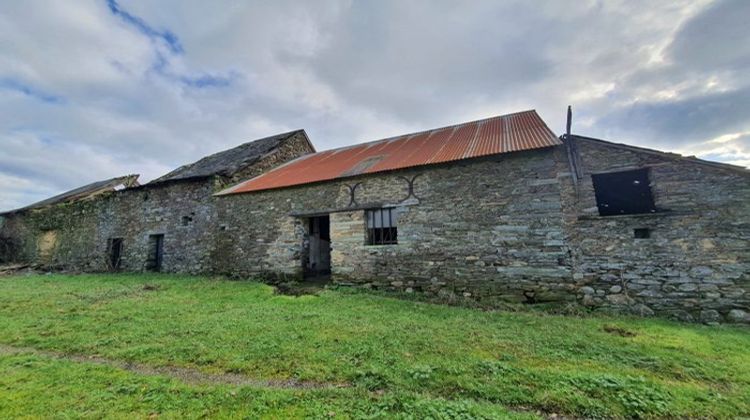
[108,238,123,270]
[0,236,19,263]
[146,234,164,272]
[591,168,657,216]
[634,228,651,239]
[304,215,330,278]
[366,208,400,245]
[37,230,58,263]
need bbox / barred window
[366,208,400,245]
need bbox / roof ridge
[151,129,304,184]
[318,110,539,155]
[571,134,750,175]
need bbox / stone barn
[1,110,748,323]
[0,130,314,272]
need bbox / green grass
[0,273,747,419]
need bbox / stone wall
[563,138,750,323]
[0,131,314,273]
[1,132,748,324]
[0,198,103,269]
[0,179,219,272]
[215,148,575,303]
[217,131,314,189]
[99,178,220,273]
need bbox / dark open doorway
[304,215,331,279]
[108,238,123,271]
[146,234,164,272]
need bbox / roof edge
[570,134,750,175]
[215,145,559,197]
[314,109,543,155]
[295,129,316,154]
[1,174,141,216]
[149,129,309,185]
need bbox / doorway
[146,234,164,272]
[305,215,331,278]
[108,238,123,270]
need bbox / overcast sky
[1,0,748,210]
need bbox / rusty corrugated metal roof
[219,110,560,195]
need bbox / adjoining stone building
[1,110,748,323]
[0,130,314,272]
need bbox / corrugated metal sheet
[220,110,560,195]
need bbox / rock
[690,266,714,278]
[661,284,677,293]
[727,309,749,324]
[609,285,622,294]
[678,283,698,292]
[581,294,596,307]
[670,311,695,322]
[606,294,632,305]
[699,309,721,324]
[630,304,654,317]
[723,289,746,299]
[580,286,595,295]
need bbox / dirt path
[0,344,348,390]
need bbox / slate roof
[151,130,307,184]
[1,174,140,215]
[219,110,560,194]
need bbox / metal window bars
[366,208,398,245]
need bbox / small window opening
[366,208,400,245]
[591,168,657,216]
[107,238,123,270]
[181,215,192,226]
[143,192,150,201]
[634,228,651,239]
[146,234,164,272]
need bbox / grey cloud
[668,0,750,72]
[583,0,750,151]
[1,0,749,210]
[305,1,556,127]
[596,85,750,147]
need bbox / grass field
[0,273,747,419]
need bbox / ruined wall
[218,131,315,189]
[0,179,218,272]
[97,179,219,273]
[0,199,104,269]
[215,148,575,303]
[563,138,750,323]
[0,132,313,273]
